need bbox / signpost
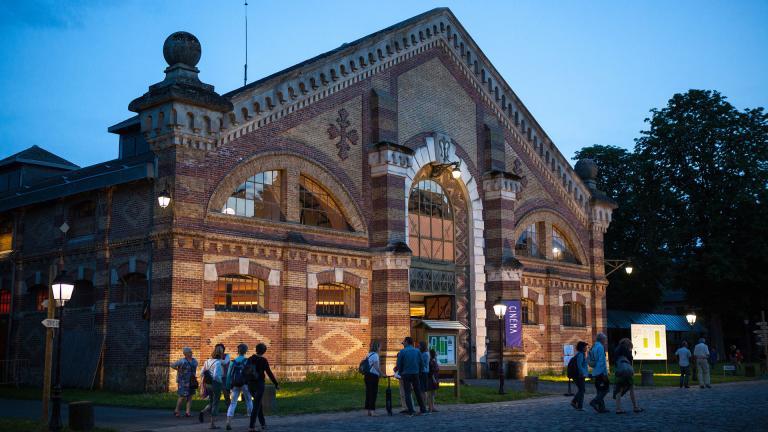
[427,333,460,397]
[41,319,60,329]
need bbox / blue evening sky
[1,0,766,168]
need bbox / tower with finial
[128,31,233,151]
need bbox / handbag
[186,360,199,391]
[615,356,634,378]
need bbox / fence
[0,359,29,386]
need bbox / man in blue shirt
[396,336,427,415]
[588,333,610,413]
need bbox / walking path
[2,380,766,431]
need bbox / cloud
[0,0,99,29]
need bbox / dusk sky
[1,0,766,168]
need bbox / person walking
[247,343,279,432]
[675,341,692,388]
[613,338,642,414]
[418,341,430,405]
[199,345,224,429]
[570,341,589,411]
[426,348,440,413]
[171,347,198,418]
[588,333,610,413]
[694,338,712,388]
[216,343,232,407]
[709,345,719,369]
[363,340,383,416]
[225,343,253,431]
[395,336,427,416]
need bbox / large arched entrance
[404,135,487,376]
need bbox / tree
[576,90,768,325]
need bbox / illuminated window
[515,223,542,258]
[563,302,586,327]
[0,217,12,252]
[521,298,536,324]
[299,176,352,231]
[0,289,10,314]
[552,226,580,264]
[68,201,96,238]
[121,273,147,303]
[222,170,283,221]
[408,180,454,262]
[215,275,266,313]
[316,283,357,317]
[33,285,48,312]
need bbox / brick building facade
[0,8,615,391]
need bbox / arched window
[563,302,586,327]
[215,275,266,313]
[0,289,10,314]
[521,298,536,324]
[32,284,48,312]
[407,180,454,262]
[552,226,580,264]
[299,175,352,231]
[222,170,283,221]
[68,280,95,308]
[68,201,96,238]
[0,217,12,252]
[515,223,542,258]
[120,273,147,303]
[316,283,357,317]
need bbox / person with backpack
[361,340,383,416]
[225,343,253,430]
[588,333,610,413]
[170,347,198,418]
[199,345,225,429]
[247,343,279,432]
[568,341,589,411]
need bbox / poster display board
[428,334,457,366]
[630,324,667,360]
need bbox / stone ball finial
[163,31,201,67]
[575,158,598,181]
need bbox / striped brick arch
[404,134,488,367]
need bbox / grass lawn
[0,376,542,416]
[537,361,763,387]
[0,418,115,432]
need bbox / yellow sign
[630,324,667,360]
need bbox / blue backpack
[231,358,247,387]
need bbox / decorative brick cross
[327,108,358,160]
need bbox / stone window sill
[204,309,279,321]
[307,314,368,324]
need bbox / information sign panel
[630,324,667,360]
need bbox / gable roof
[607,310,706,333]
[216,8,595,224]
[0,145,79,170]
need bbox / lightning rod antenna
[244,0,248,87]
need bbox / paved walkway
[3,380,767,431]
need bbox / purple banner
[504,300,522,348]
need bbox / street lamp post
[49,270,74,432]
[493,298,507,395]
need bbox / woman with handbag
[426,348,440,413]
[613,338,643,414]
[170,347,198,418]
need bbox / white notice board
[630,324,667,360]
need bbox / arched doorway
[407,171,471,365]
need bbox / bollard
[640,370,654,386]
[261,384,277,414]
[524,375,539,393]
[68,401,94,431]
